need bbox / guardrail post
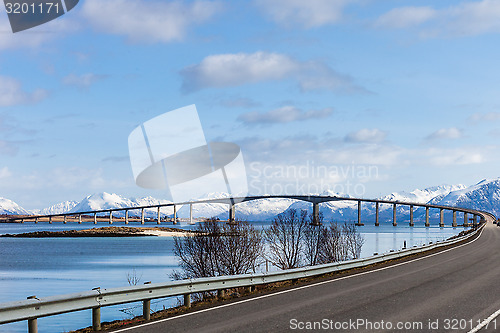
[440,209,444,227]
[409,205,414,227]
[143,300,151,321]
[92,307,101,331]
[141,208,145,224]
[28,318,37,333]
[218,289,225,299]
[464,212,469,227]
[375,202,379,226]
[425,207,430,227]
[184,294,191,308]
[157,207,161,224]
[393,204,397,226]
[452,210,457,227]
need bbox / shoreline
[0,226,199,238]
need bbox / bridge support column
[109,212,113,224]
[440,209,444,227]
[63,215,67,224]
[157,207,161,224]
[92,307,101,331]
[357,201,361,225]
[49,216,52,224]
[452,211,457,227]
[35,217,38,223]
[425,207,430,227]
[464,212,469,227]
[125,210,129,224]
[312,202,320,225]
[173,205,177,224]
[94,213,97,224]
[393,204,397,226]
[229,204,235,223]
[141,208,145,224]
[78,215,82,224]
[473,215,478,227]
[190,204,194,224]
[409,205,414,227]
[375,202,379,226]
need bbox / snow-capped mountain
[2,179,500,221]
[32,200,79,215]
[0,197,30,215]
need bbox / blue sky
[1,0,500,209]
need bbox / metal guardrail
[0,223,485,332]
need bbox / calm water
[0,221,467,332]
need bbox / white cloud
[375,7,437,29]
[375,0,500,37]
[0,167,11,179]
[0,76,47,106]
[238,106,333,125]
[81,0,222,43]
[423,148,484,166]
[63,73,108,89]
[344,128,387,143]
[255,0,351,28]
[469,111,500,122]
[180,51,364,93]
[426,127,464,140]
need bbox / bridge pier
[439,209,444,227]
[49,216,52,224]
[141,208,145,224]
[357,201,361,225]
[375,202,379,226]
[109,212,113,224]
[35,217,38,223]
[425,207,430,227]
[190,204,194,224]
[464,212,469,227]
[94,213,97,224]
[393,204,397,226]
[63,215,67,224]
[125,210,129,224]
[157,207,161,224]
[312,202,320,226]
[173,205,177,224]
[229,204,235,223]
[452,211,457,227]
[78,215,82,224]
[473,215,478,227]
[409,205,414,227]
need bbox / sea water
[0,222,467,332]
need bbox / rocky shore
[0,226,198,238]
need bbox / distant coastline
[0,226,198,238]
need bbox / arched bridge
[2,195,493,228]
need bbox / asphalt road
[114,219,500,333]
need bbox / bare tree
[303,213,326,266]
[126,268,142,286]
[265,209,309,270]
[218,221,263,275]
[173,218,263,279]
[318,222,364,263]
[342,222,364,259]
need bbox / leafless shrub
[318,222,364,264]
[173,218,263,279]
[264,209,309,270]
[303,213,326,266]
[126,268,142,286]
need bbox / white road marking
[112,227,485,332]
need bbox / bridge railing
[0,223,485,332]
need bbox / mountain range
[2,178,500,221]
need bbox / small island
[0,226,198,238]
